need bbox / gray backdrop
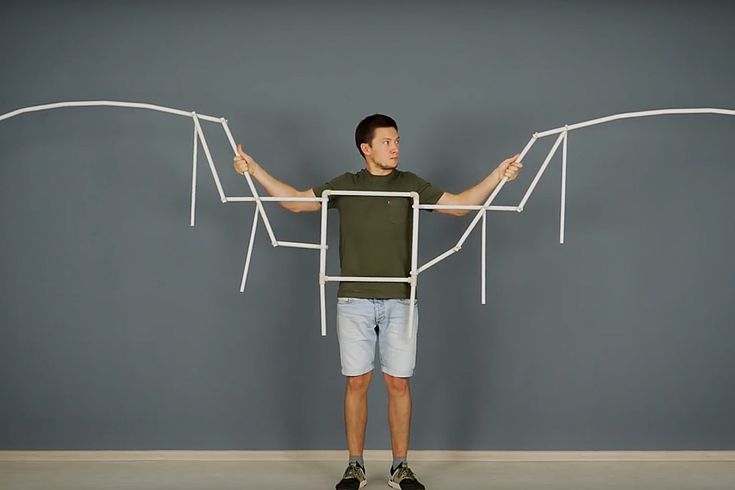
[1,0,733,450]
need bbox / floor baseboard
[1,450,734,462]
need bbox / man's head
[355,114,400,172]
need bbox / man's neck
[364,160,395,176]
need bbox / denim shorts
[336,297,419,378]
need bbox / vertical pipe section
[191,113,227,202]
[240,206,260,292]
[560,129,568,244]
[190,123,198,226]
[319,191,330,337]
[481,209,486,305]
[408,193,420,339]
[219,119,278,247]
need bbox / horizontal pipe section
[325,276,411,283]
[419,204,518,211]
[328,190,415,197]
[226,196,323,202]
[275,241,325,250]
[227,198,519,209]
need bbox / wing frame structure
[2,101,733,337]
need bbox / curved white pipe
[0,100,222,124]
[535,107,735,138]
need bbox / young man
[233,114,522,490]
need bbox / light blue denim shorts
[336,297,419,378]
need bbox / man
[233,114,522,490]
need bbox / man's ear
[360,142,371,156]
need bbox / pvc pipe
[534,107,735,139]
[3,103,731,136]
[445,132,539,248]
[417,247,458,274]
[517,131,566,211]
[456,177,508,250]
[226,196,322,202]
[325,276,411,283]
[407,285,417,340]
[407,192,420,339]
[518,134,539,162]
[220,119,278,247]
[220,118,238,154]
[276,241,324,250]
[228,198,518,210]
[191,113,227,203]
[481,209,486,305]
[419,204,518,211]
[190,123,198,227]
[240,206,260,292]
[319,191,329,337]
[328,190,415,198]
[0,100,224,124]
[560,130,568,244]
[229,198,513,207]
[8,101,734,337]
[442,135,541,259]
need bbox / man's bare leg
[383,373,412,458]
[344,371,373,457]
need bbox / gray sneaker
[388,461,425,490]
[336,461,367,489]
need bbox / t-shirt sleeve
[408,172,445,205]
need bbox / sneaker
[388,461,425,490]
[336,461,367,489]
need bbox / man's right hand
[233,144,260,177]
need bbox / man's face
[363,126,400,170]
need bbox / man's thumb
[237,143,245,157]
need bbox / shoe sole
[336,478,367,489]
[387,480,400,489]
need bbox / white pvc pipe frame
[2,102,734,338]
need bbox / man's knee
[383,373,410,395]
[346,371,373,394]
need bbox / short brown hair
[354,114,398,157]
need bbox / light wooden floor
[1,460,734,490]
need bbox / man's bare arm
[233,144,320,213]
[436,154,523,217]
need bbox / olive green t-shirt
[313,169,444,299]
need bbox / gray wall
[1,0,733,450]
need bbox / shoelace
[343,462,364,480]
[393,463,417,481]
